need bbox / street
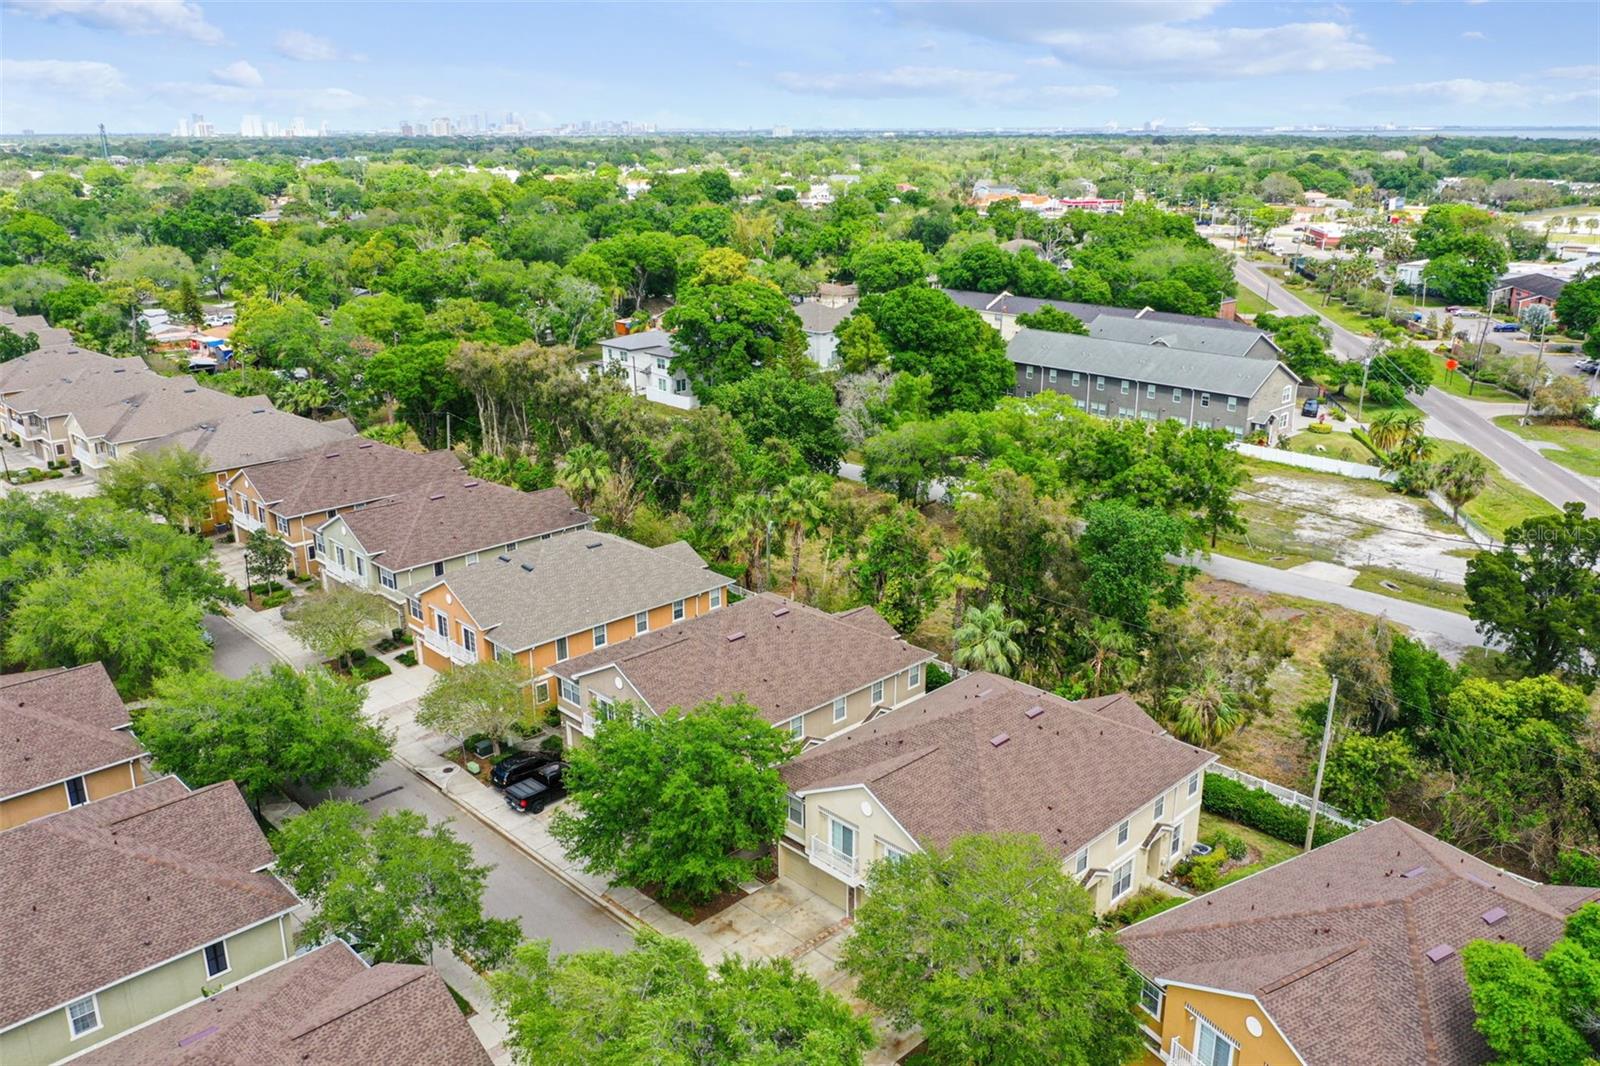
[1232,257,1600,515]
[207,611,634,956]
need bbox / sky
[2,0,1598,134]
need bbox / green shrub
[1330,408,1347,422]
[1101,887,1186,928]
[539,734,564,757]
[1202,774,1355,849]
[349,647,369,663]
[394,650,418,667]
[259,589,292,609]
[351,656,391,681]
[1550,849,1600,887]
[1203,829,1247,861]
[925,662,952,692]
[1306,422,1332,434]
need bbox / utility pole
[1304,677,1339,852]
[1356,358,1372,423]
[1469,286,1499,397]
[445,411,452,449]
[1522,308,1552,420]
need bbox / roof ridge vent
[726,631,746,642]
[1024,705,1044,719]
[428,493,445,501]
[1424,944,1455,964]
[586,541,602,549]
[1481,907,1508,926]
[772,607,790,617]
[463,480,479,488]
[990,733,1010,747]
[977,688,993,698]
[1402,865,1427,878]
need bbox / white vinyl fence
[1207,762,1372,830]
[1233,441,1393,482]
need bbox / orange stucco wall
[1138,982,1301,1066]
[227,473,330,576]
[0,760,141,830]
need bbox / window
[1195,1020,1237,1066]
[434,611,448,639]
[504,542,517,552]
[335,545,346,569]
[1227,396,1238,412]
[466,551,480,566]
[274,514,289,535]
[535,680,550,704]
[433,561,445,577]
[1090,401,1108,416]
[1146,383,1157,399]
[872,679,885,704]
[1281,385,1293,403]
[379,568,397,590]
[789,718,805,739]
[655,356,668,371]
[833,697,847,723]
[1117,819,1130,846]
[1118,406,1133,418]
[1188,771,1200,797]
[1120,379,1130,395]
[787,794,805,826]
[556,636,569,662]
[314,533,326,556]
[1138,977,1164,1019]
[827,814,857,860]
[1172,387,1182,402]
[635,611,649,635]
[1154,795,1165,821]
[675,378,689,394]
[673,599,685,622]
[710,588,722,609]
[204,939,230,978]
[592,624,607,649]
[656,378,668,393]
[1025,365,1034,380]
[354,556,365,578]
[1170,821,1184,856]
[880,841,909,864]
[461,626,477,654]
[66,996,99,1038]
[408,598,422,621]
[908,663,921,687]
[1095,375,1105,392]
[1071,372,1080,387]
[65,776,88,807]
[1111,857,1134,900]
[1200,392,1210,408]
[1047,368,1057,383]
[1074,846,1088,874]
[559,677,580,704]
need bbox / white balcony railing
[420,628,476,665]
[321,563,365,588]
[1167,1038,1201,1066]
[232,509,263,532]
[809,835,861,884]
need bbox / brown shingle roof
[73,942,492,1065]
[831,604,901,640]
[333,480,591,571]
[1117,818,1600,1065]
[236,440,463,517]
[553,593,935,723]
[0,346,138,398]
[146,410,357,473]
[0,777,297,1029]
[781,673,1213,854]
[0,663,142,799]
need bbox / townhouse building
[549,593,935,747]
[943,288,1261,341]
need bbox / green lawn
[1492,416,1600,477]
[1351,567,1469,615]
[1430,354,1523,403]
[1283,431,1374,465]
[1198,813,1301,888]
[1234,288,1276,317]
[1430,439,1558,538]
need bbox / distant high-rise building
[290,116,309,137]
[430,116,452,136]
[240,115,264,137]
[772,125,792,137]
[266,120,281,138]
[318,121,329,137]
[174,117,190,137]
[399,121,415,137]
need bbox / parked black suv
[489,750,559,789]
[505,763,567,814]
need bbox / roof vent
[977,688,993,699]
[1425,944,1456,964]
[1024,705,1044,719]
[990,733,1010,747]
[182,387,196,393]
[463,480,479,488]
[428,493,445,501]
[1482,907,1508,926]
[496,554,510,563]
[520,562,534,572]
[772,607,790,618]
[726,632,746,643]
[177,1025,220,1049]
[586,541,602,549]
[1402,866,1427,878]
[324,452,341,459]
[251,407,266,413]
[356,441,374,449]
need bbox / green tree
[1554,275,1600,336]
[663,278,807,390]
[557,443,610,513]
[839,834,1143,1066]
[834,312,890,374]
[953,602,1025,677]
[1321,732,1423,821]
[550,697,797,906]
[1168,668,1247,747]
[272,802,520,968]
[1462,903,1600,1066]
[932,543,989,657]
[1435,451,1490,518]
[850,506,937,634]
[1014,305,1089,334]
[772,473,831,594]
[135,665,391,811]
[858,286,1013,414]
[5,559,210,698]
[849,240,930,294]
[1466,503,1600,684]
[0,325,41,362]
[1078,500,1192,629]
[416,657,528,755]
[98,446,213,532]
[490,930,872,1066]
[712,369,846,474]
[725,491,775,591]
[233,293,322,368]
[242,531,291,599]
[176,273,204,329]
[283,585,394,670]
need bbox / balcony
[1166,1039,1201,1066]
[321,563,366,589]
[421,628,477,666]
[232,509,263,533]
[809,835,862,885]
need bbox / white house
[597,330,698,410]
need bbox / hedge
[1202,774,1356,849]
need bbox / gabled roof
[941,288,1264,333]
[0,663,141,799]
[69,375,261,445]
[1088,315,1280,359]
[1009,327,1298,397]
[235,440,463,517]
[599,328,674,354]
[831,604,901,640]
[0,777,297,1030]
[72,942,492,1065]
[794,301,853,334]
[551,593,935,724]
[782,673,1213,855]
[1118,818,1600,1066]
[331,481,591,571]
[0,354,152,414]
[423,533,730,653]
[144,410,357,474]
[1496,272,1567,300]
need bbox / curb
[214,611,292,666]
[390,751,645,934]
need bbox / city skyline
[2,0,1597,135]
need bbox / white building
[598,330,697,410]
[1395,259,1429,288]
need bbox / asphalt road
[1234,258,1600,515]
[207,613,634,955]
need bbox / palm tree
[557,443,609,513]
[772,474,830,596]
[1435,451,1490,518]
[1071,619,1140,699]
[1168,669,1246,747]
[277,378,331,416]
[952,603,1025,678]
[1368,410,1427,467]
[724,492,774,591]
[931,544,988,657]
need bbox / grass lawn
[1282,431,1373,465]
[1430,354,1523,403]
[1430,439,1558,538]
[1234,287,1276,316]
[1350,567,1468,615]
[1198,812,1302,887]
[1312,296,1382,338]
[1492,416,1600,477]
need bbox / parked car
[1301,397,1321,417]
[489,750,559,789]
[1492,322,1520,333]
[505,762,567,813]
[1577,359,1599,372]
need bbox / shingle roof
[72,942,492,1066]
[0,353,151,413]
[236,440,464,517]
[69,375,261,444]
[333,481,591,571]
[831,605,901,640]
[1118,818,1600,1066]
[0,777,296,1029]
[145,410,357,473]
[941,289,1263,333]
[794,301,853,334]
[782,673,1213,854]
[0,309,72,347]
[1009,327,1297,397]
[428,533,731,652]
[0,663,141,799]
[1497,272,1567,300]
[600,328,674,353]
[1088,315,1280,359]
[552,593,935,723]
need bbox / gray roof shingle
[428,533,731,652]
[1088,314,1280,358]
[1009,327,1296,397]
[145,410,357,473]
[941,289,1263,333]
[237,440,464,517]
[794,301,853,334]
[333,481,591,571]
[0,663,141,798]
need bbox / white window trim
[203,939,231,979]
[672,598,686,621]
[1188,771,1201,797]
[1111,856,1135,902]
[65,994,101,1040]
[635,611,649,635]
[832,697,847,723]
[379,567,397,590]
[787,793,806,826]
[823,810,858,860]
[1154,795,1165,821]
[559,677,580,704]
[64,775,88,808]
[556,636,569,662]
[1117,819,1130,846]
[1138,977,1165,1020]
[710,588,722,609]
[592,624,607,648]
[872,679,885,704]
[1074,846,1089,874]
[908,663,921,687]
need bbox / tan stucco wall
[778,840,850,912]
[0,762,141,831]
[1137,982,1301,1066]
[0,915,289,1065]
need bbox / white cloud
[1037,84,1119,101]
[155,80,368,111]
[209,59,261,88]
[1547,65,1600,80]
[1461,30,1486,40]
[0,57,126,99]
[1352,78,1532,107]
[274,29,346,61]
[1544,88,1600,106]
[776,65,1014,99]
[3,0,222,44]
